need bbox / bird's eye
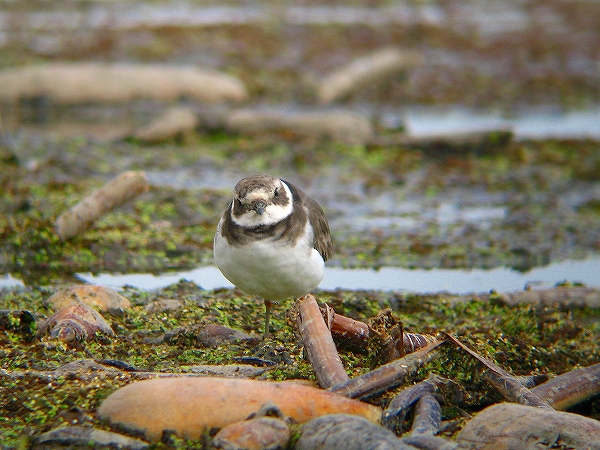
[274,188,279,198]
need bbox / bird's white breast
[214,219,325,301]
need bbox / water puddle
[38,257,599,295]
[390,106,600,141]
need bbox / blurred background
[1,0,600,290]
[2,0,599,107]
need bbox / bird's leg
[264,299,272,337]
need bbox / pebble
[33,425,148,450]
[212,416,290,450]
[197,324,259,347]
[144,299,186,313]
[455,403,600,450]
[54,358,124,376]
[188,364,268,378]
[45,285,131,315]
[37,302,115,344]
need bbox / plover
[214,175,333,336]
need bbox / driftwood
[408,394,442,436]
[531,363,600,410]
[323,306,370,352]
[382,374,462,434]
[317,47,423,104]
[297,295,349,388]
[323,307,438,359]
[132,106,199,143]
[55,171,149,240]
[0,63,247,104]
[444,333,554,410]
[329,340,445,399]
[226,109,373,145]
[486,286,600,308]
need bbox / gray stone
[295,414,416,450]
[456,403,600,450]
[34,426,148,449]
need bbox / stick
[297,295,349,388]
[328,340,445,399]
[531,363,600,410]
[409,394,442,436]
[382,374,460,434]
[325,308,370,352]
[443,333,553,410]
[55,171,149,240]
[323,308,437,357]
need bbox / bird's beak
[253,201,266,215]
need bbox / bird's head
[230,175,293,227]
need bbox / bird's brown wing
[286,181,333,262]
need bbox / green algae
[1,125,600,448]
[1,282,599,448]
[3,133,600,280]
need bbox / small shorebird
[214,175,332,335]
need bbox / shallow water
[399,106,600,141]
[19,257,592,294]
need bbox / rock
[37,302,115,344]
[188,364,268,378]
[401,434,459,450]
[45,285,131,315]
[317,47,423,104]
[144,299,186,313]
[54,359,124,376]
[97,377,382,441]
[455,403,600,450]
[226,109,373,145]
[197,324,258,347]
[33,425,148,449]
[0,63,248,104]
[132,107,199,143]
[294,414,415,450]
[495,286,600,308]
[212,416,290,450]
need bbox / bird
[214,174,333,336]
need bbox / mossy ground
[1,282,599,448]
[2,133,600,280]
[1,1,600,446]
[1,131,600,448]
